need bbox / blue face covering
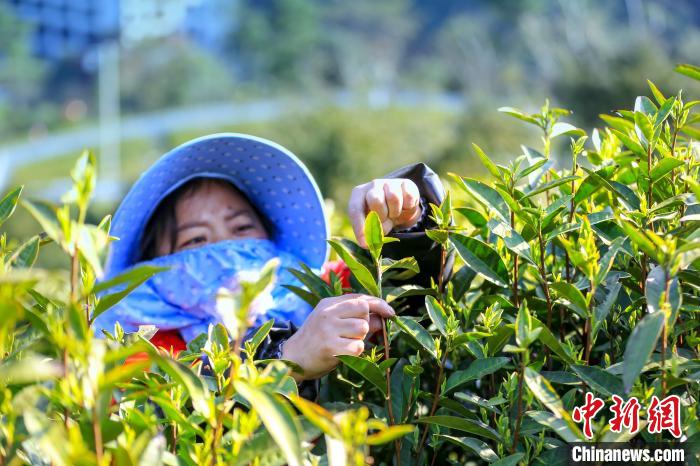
[93,238,313,342]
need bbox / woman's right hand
[280,294,395,381]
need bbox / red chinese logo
[572,392,605,439]
[609,395,641,435]
[647,395,682,438]
[571,393,682,439]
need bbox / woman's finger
[334,338,365,356]
[330,294,395,319]
[348,185,369,247]
[368,314,383,335]
[384,181,403,219]
[336,317,371,339]
[401,179,420,212]
[365,185,389,222]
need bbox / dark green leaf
[453,176,510,223]
[487,219,535,265]
[449,233,509,288]
[524,368,583,439]
[394,316,438,360]
[444,357,510,393]
[492,453,526,466]
[571,365,624,397]
[438,436,499,462]
[417,415,501,442]
[622,311,665,392]
[550,282,589,319]
[336,355,387,396]
[425,296,448,337]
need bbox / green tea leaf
[571,365,624,397]
[234,380,303,466]
[417,415,501,442]
[523,175,578,199]
[247,319,275,357]
[364,210,384,263]
[328,240,379,297]
[498,106,539,126]
[675,63,700,81]
[550,282,589,319]
[472,143,501,179]
[487,219,535,265]
[524,368,583,439]
[453,176,510,223]
[492,453,526,466]
[450,233,509,288]
[528,411,582,443]
[336,355,387,396]
[149,350,212,419]
[438,435,499,462]
[444,357,510,393]
[10,235,41,268]
[93,266,169,322]
[394,316,438,360]
[366,424,415,445]
[425,295,448,337]
[622,311,665,392]
[531,317,576,365]
[550,122,584,139]
[0,186,22,228]
[592,282,622,339]
[650,157,684,182]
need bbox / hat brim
[105,133,330,277]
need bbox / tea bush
[0,64,699,466]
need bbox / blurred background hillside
[1,0,700,266]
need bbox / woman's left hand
[348,178,422,248]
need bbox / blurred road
[0,90,464,169]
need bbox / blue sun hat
[105,133,330,279]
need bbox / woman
[95,133,449,383]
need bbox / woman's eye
[181,236,206,248]
[233,224,254,233]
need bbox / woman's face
[156,180,269,256]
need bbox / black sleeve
[380,162,454,287]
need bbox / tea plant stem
[661,275,672,398]
[92,406,103,464]
[70,250,79,303]
[512,354,525,453]
[646,145,653,219]
[438,246,446,294]
[382,318,401,466]
[170,387,177,454]
[584,285,596,365]
[416,350,448,463]
[510,210,519,308]
[670,126,679,188]
[537,228,553,367]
